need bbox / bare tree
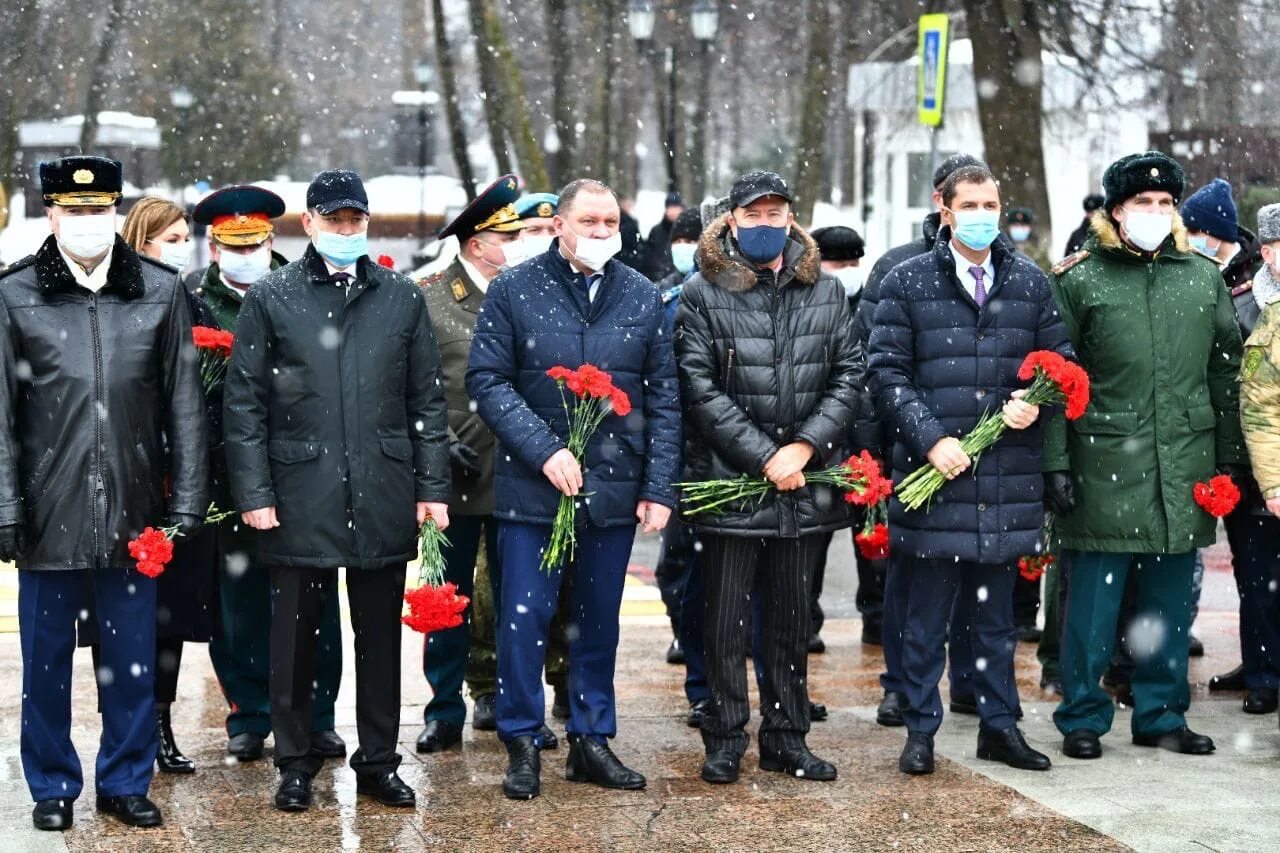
[791,0,836,224]
[434,0,478,200]
[79,0,131,153]
[468,0,515,174]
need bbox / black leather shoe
[96,794,162,827]
[809,701,828,722]
[566,735,646,789]
[356,771,415,807]
[538,724,559,750]
[899,732,934,775]
[666,639,685,664]
[807,634,826,654]
[861,622,883,646]
[1039,674,1062,695]
[687,697,712,728]
[156,705,195,774]
[876,691,907,727]
[759,745,836,781]
[227,732,265,761]
[551,686,570,721]
[1188,634,1205,657]
[1244,687,1279,714]
[502,736,541,800]
[1113,682,1135,708]
[472,693,498,731]
[1062,729,1102,759]
[1209,664,1246,692]
[700,749,741,784]
[310,728,346,758]
[1133,726,1215,755]
[416,719,462,753]
[32,799,72,831]
[976,726,1051,771]
[1016,625,1043,643]
[273,770,312,812]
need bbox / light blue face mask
[948,209,1001,251]
[670,242,697,275]
[1189,235,1218,257]
[314,230,368,267]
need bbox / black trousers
[270,564,406,777]
[700,533,823,755]
[808,530,833,636]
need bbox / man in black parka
[224,170,451,812]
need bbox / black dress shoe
[1016,625,1043,643]
[809,701,828,722]
[1133,725,1215,754]
[807,634,826,654]
[310,728,346,758]
[899,732,934,775]
[227,732,265,761]
[274,770,312,812]
[700,749,741,784]
[876,690,907,727]
[566,734,646,789]
[1039,674,1062,695]
[976,726,1051,770]
[1062,729,1102,759]
[416,719,462,753]
[666,639,686,664]
[32,799,72,831]
[156,705,194,774]
[356,771,415,807]
[687,697,712,728]
[551,686,570,721]
[759,745,837,781]
[538,724,559,750]
[861,622,883,646]
[1209,664,1246,692]
[1244,687,1279,714]
[1188,634,1205,657]
[472,693,498,731]
[1113,683,1135,708]
[95,794,162,827]
[503,736,541,800]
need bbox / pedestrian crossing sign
[917,13,950,128]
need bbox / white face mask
[1121,209,1173,252]
[522,234,554,258]
[219,245,272,285]
[566,228,622,271]
[151,240,192,272]
[832,266,863,296]
[57,212,116,259]
[495,239,525,268]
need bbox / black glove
[165,513,204,539]
[1043,472,1076,516]
[0,524,25,562]
[450,440,482,479]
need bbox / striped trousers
[699,532,825,755]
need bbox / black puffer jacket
[223,245,450,569]
[674,215,864,538]
[0,236,208,571]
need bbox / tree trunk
[962,0,1053,252]
[593,0,619,187]
[544,0,574,187]
[690,41,714,203]
[467,0,513,175]
[0,0,43,197]
[402,0,428,90]
[79,0,130,153]
[434,0,478,200]
[791,0,835,225]
[485,4,551,190]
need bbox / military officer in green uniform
[195,186,345,762]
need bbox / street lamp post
[689,0,718,201]
[628,0,678,194]
[394,62,440,247]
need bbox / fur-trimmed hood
[33,233,145,298]
[1089,209,1192,255]
[694,213,822,292]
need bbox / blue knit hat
[1180,179,1238,243]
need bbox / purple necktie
[969,265,987,307]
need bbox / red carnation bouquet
[192,326,234,393]
[542,364,632,572]
[1193,474,1241,518]
[897,350,1090,511]
[1016,514,1057,582]
[128,503,237,578]
[402,514,469,634]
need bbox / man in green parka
[1045,151,1247,760]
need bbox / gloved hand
[165,513,204,539]
[0,524,25,562]
[450,439,482,479]
[1043,471,1076,516]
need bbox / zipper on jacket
[88,295,105,566]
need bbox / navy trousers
[900,557,1019,735]
[423,514,499,726]
[496,521,634,744]
[672,525,711,705]
[880,554,972,696]
[1224,512,1280,690]
[20,567,157,801]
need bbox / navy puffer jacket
[466,240,681,527]
[868,228,1073,564]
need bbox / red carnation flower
[1193,474,1241,518]
[547,365,575,383]
[128,526,175,578]
[576,364,615,398]
[609,387,632,417]
[1017,553,1055,582]
[402,581,470,635]
[855,522,890,559]
[377,254,396,269]
[192,326,234,356]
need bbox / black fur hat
[1102,151,1185,211]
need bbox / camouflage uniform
[1241,300,1280,497]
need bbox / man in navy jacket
[466,179,681,800]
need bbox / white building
[847,39,1152,263]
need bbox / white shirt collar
[323,257,358,278]
[949,240,994,302]
[58,244,112,293]
[220,274,249,299]
[458,255,491,294]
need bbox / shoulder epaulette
[0,254,37,281]
[1051,250,1089,276]
[417,270,446,287]
[1232,281,1254,298]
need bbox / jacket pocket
[1073,410,1139,436]
[24,448,55,503]
[1187,404,1216,432]
[379,437,413,461]
[267,439,322,464]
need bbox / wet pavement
[0,531,1271,852]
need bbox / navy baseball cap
[306,169,369,215]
